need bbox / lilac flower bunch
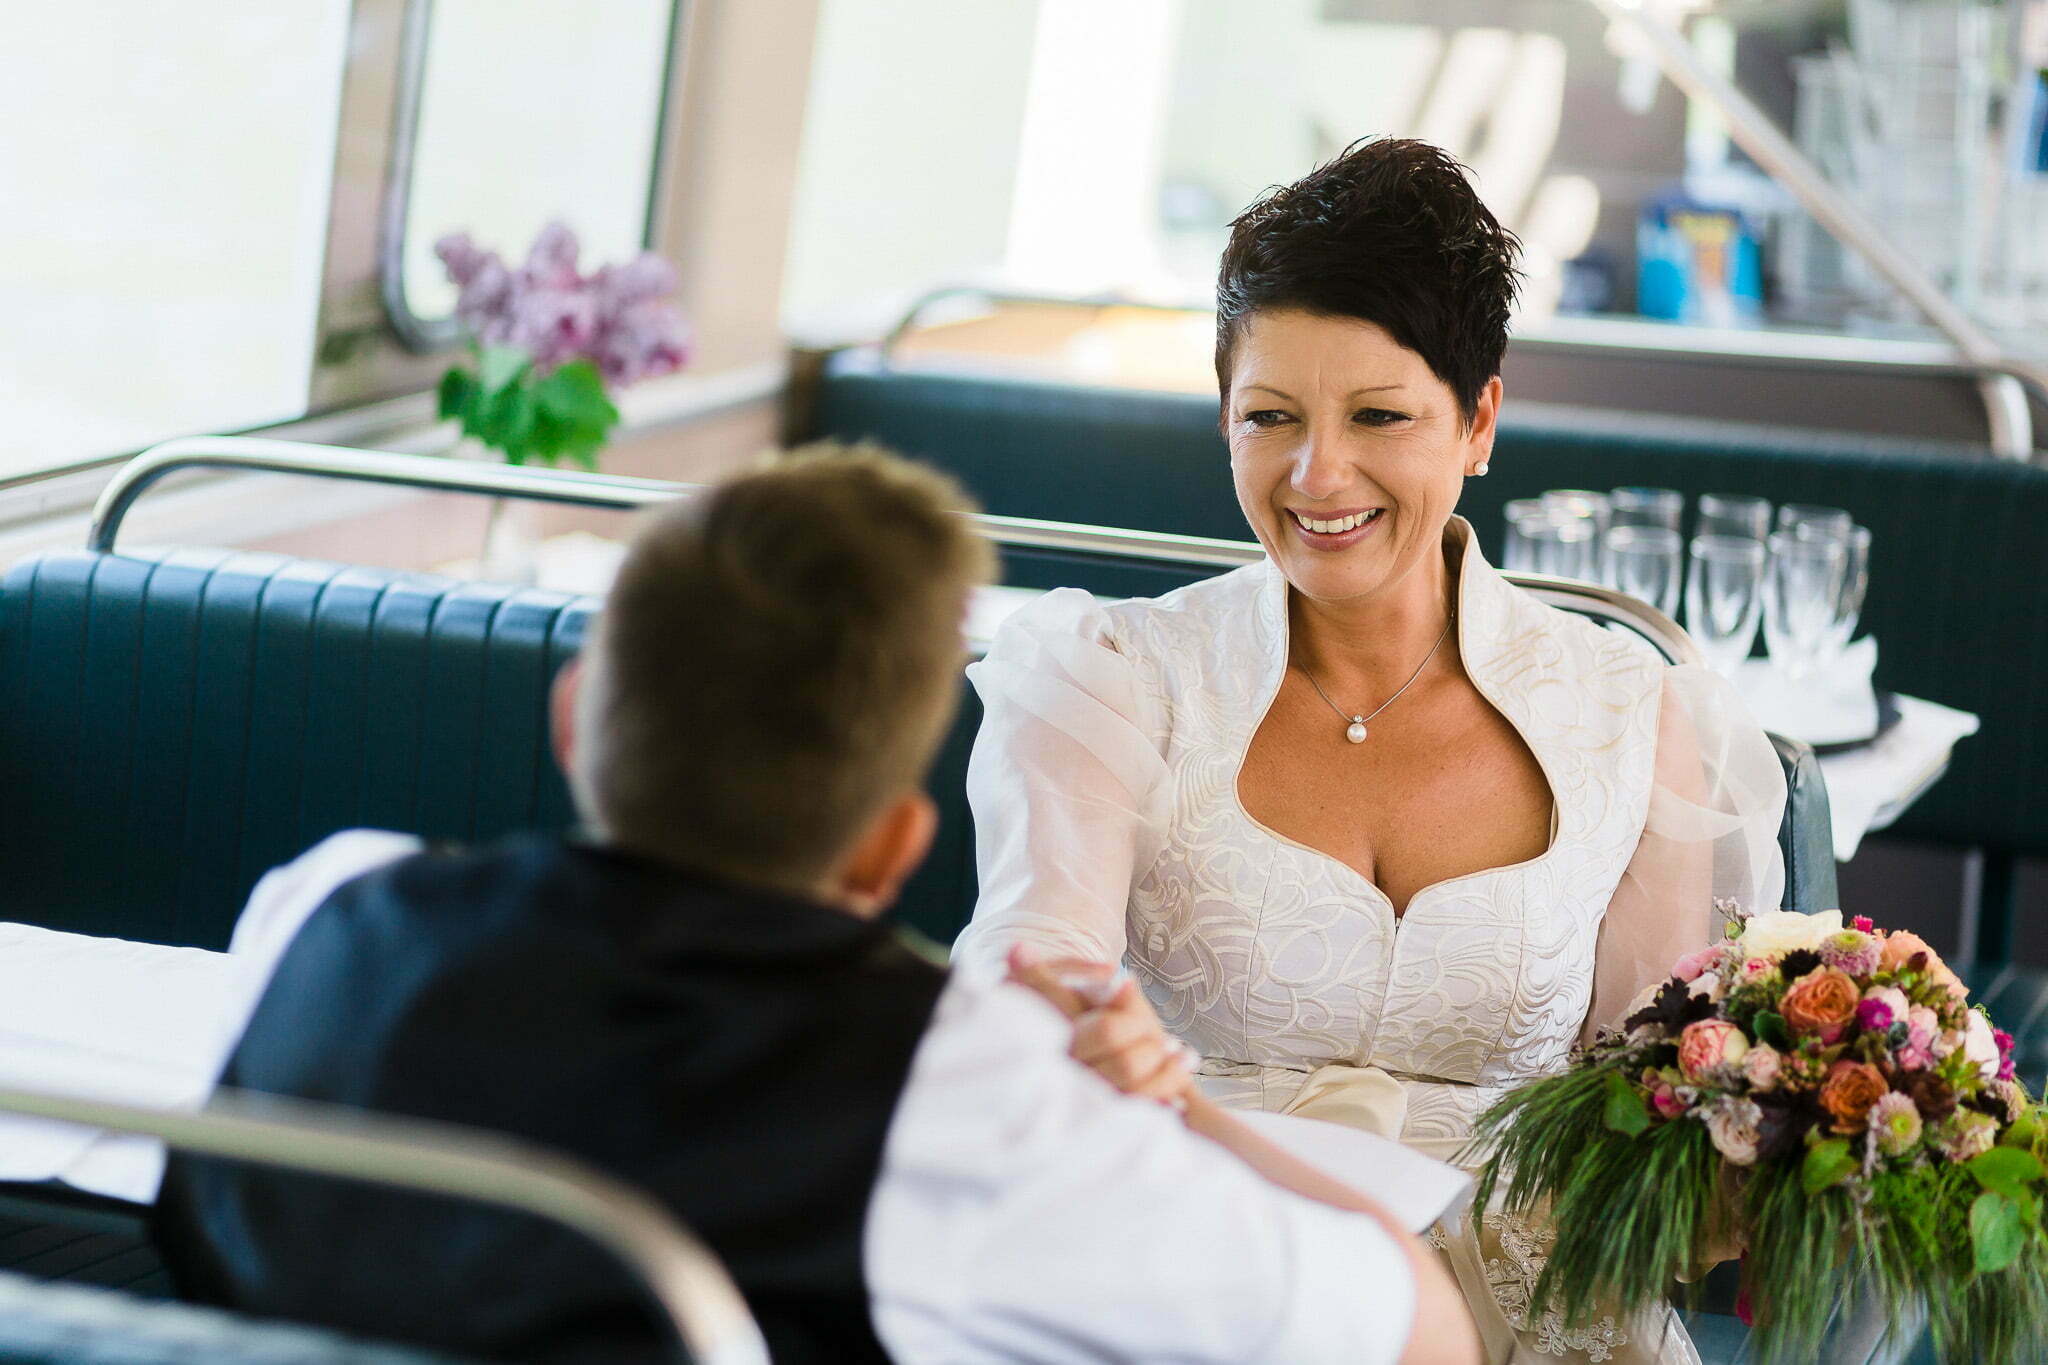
[433,221,690,468]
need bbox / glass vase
[478,495,541,587]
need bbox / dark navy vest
[155,836,948,1364]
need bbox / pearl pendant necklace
[1300,607,1455,745]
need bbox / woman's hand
[1004,945,1197,1108]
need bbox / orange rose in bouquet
[1780,967,1859,1043]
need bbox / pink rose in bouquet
[1741,1043,1782,1091]
[1678,1019,1749,1082]
[1879,929,1967,1002]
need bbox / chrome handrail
[87,438,682,553]
[0,1083,768,1365]
[1584,0,2047,461]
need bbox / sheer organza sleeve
[1584,664,1788,1042]
[949,589,1171,982]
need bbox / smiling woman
[952,137,1791,1365]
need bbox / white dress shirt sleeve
[866,976,1417,1365]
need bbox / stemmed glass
[1686,534,1767,677]
[1542,489,1611,534]
[1777,504,1854,543]
[1605,525,1683,618]
[1525,514,1600,582]
[1827,525,1872,658]
[1501,499,1546,574]
[1542,490,1611,585]
[1697,493,1772,542]
[1775,509,1868,668]
[1609,487,1683,532]
[1763,530,1848,681]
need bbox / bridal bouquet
[1468,910,2047,1364]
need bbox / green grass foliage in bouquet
[1466,910,2048,1364]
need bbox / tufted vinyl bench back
[0,549,591,949]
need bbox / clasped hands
[1005,945,1198,1109]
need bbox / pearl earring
[1472,462,1490,477]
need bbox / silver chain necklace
[1298,608,1455,744]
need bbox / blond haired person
[152,448,1476,1365]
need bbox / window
[392,0,680,339]
[0,0,687,489]
[0,3,351,478]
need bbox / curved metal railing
[0,1082,769,1365]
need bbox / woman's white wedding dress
[953,519,1787,1364]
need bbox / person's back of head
[565,443,994,907]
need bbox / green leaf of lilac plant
[523,360,619,470]
[534,360,619,429]
[1802,1138,1856,1196]
[481,384,538,466]
[478,345,531,394]
[437,366,477,423]
[1972,1190,2029,1273]
[1602,1070,1650,1136]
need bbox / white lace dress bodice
[953,521,1789,1363]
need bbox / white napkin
[0,924,261,1203]
[1819,695,1981,862]
[1235,1110,1475,1233]
[1734,636,1881,747]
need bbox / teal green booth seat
[807,355,2048,952]
[0,549,591,951]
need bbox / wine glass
[1605,525,1683,618]
[1686,534,1766,677]
[1777,504,1854,544]
[1609,487,1683,532]
[1543,489,1611,525]
[1524,514,1600,582]
[1696,493,1771,542]
[1827,524,1872,659]
[1763,530,1848,681]
[1501,499,1546,573]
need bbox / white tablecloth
[1814,695,1980,862]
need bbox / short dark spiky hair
[1214,138,1522,425]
